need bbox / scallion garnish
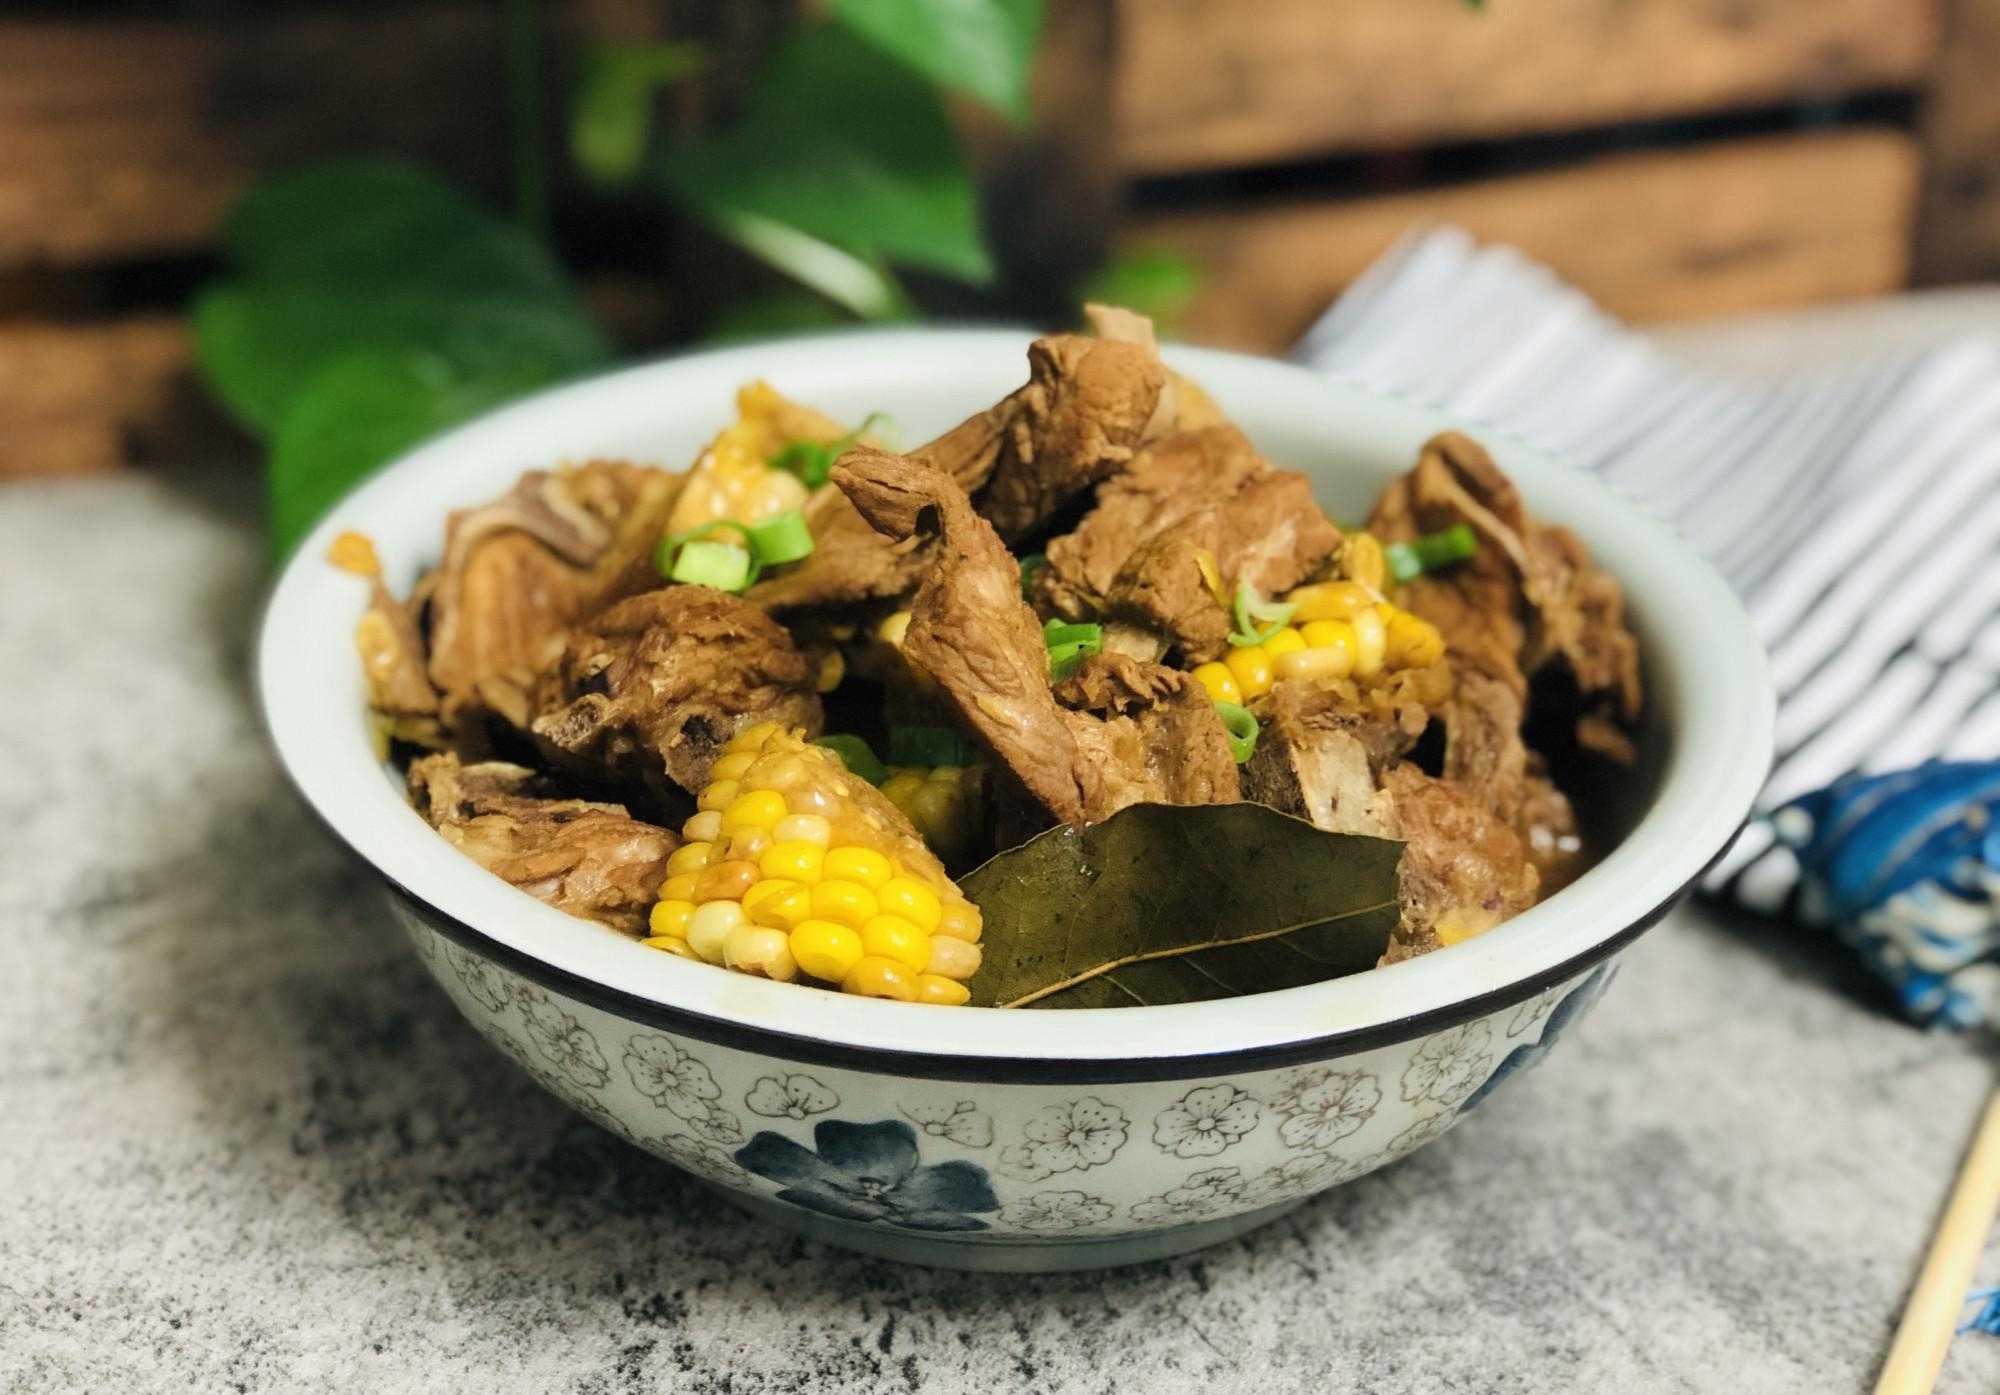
[670,538,754,592]
[813,734,889,786]
[1019,552,1048,601]
[1043,617,1103,681]
[769,411,891,488]
[747,509,814,565]
[1228,580,1296,648]
[1213,701,1259,764]
[656,520,757,589]
[887,725,975,767]
[1385,523,1478,584]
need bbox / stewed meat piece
[531,586,822,801]
[408,753,679,932]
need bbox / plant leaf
[959,803,1401,1008]
[570,41,705,185]
[1078,249,1203,337]
[193,286,608,437]
[831,0,1044,123]
[702,291,861,343]
[267,347,540,556]
[654,23,993,284]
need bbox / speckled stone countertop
[8,305,2000,1393]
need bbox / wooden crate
[0,0,1989,476]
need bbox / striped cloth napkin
[1294,227,2000,1027]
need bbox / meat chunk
[408,753,678,932]
[424,461,681,736]
[752,308,1202,613]
[355,580,443,748]
[1241,683,1537,959]
[834,448,1237,826]
[1037,425,1343,663]
[1053,653,1241,810]
[530,586,822,800]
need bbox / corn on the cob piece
[880,763,985,865]
[665,381,845,535]
[643,723,983,1004]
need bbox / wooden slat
[0,9,504,269]
[0,318,231,476]
[1115,0,1939,175]
[1914,0,2000,282]
[1126,131,1920,352]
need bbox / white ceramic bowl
[258,329,1773,1271]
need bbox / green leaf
[655,23,993,284]
[216,159,572,301]
[193,286,607,435]
[959,803,1401,1008]
[702,292,860,343]
[832,0,1044,122]
[268,348,539,557]
[570,41,705,185]
[1079,249,1203,336]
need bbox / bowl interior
[258,328,1772,1068]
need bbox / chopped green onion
[1385,523,1479,584]
[747,509,814,566]
[670,538,755,591]
[1228,579,1295,648]
[1214,701,1259,764]
[656,520,754,583]
[769,411,892,489]
[1019,552,1048,600]
[1042,617,1102,680]
[813,734,889,786]
[887,725,975,767]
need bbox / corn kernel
[877,877,942,933]
[811,878,879,930]
[790,919,864,981]
[760,840,826,884]
[681,810,723,842]
[906,781,964,856]
[877,610,912,648]
[785,785,840,820]
[731,721,782,752]
[772,813,832,846]
[693,859,760,903]
[1434,907,1500,946]
[1350,606,1387,678]
[1190,661,1242,705]
[1223,644,1275,700]
[666,841,714,877]
[843,955,917,1001]
[743,879,813,931]
[1288,580,1375,622]
[1341,533,1387,592]
[915,974,971,1006]
[708,751,757,782]
[660,873,701,903]
[880,770,926,808]
[686,900,745,963]
[697,778,740,813]
[1263,626,1306,658]
[1274,646,1349,684]
[641,935,699,959]
[724,924,798,981]
[823,845,894,890]
[935,899,982,943]
[649,899,697,939]
[925,934,981,980]
[725,827,772,862]
[815,649,846,694]
[1300,621,1358,678]
[1385,610,1445,669]
[860,914,931,972]
[722,789,789,835]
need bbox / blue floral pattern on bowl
[1460,964,1613,1114]
[736,1119,1001,1231]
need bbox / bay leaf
[958,802,1401,1009]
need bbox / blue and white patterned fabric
[1295,228,2000,1028]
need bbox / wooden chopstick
[1874,1088,2000,1395]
